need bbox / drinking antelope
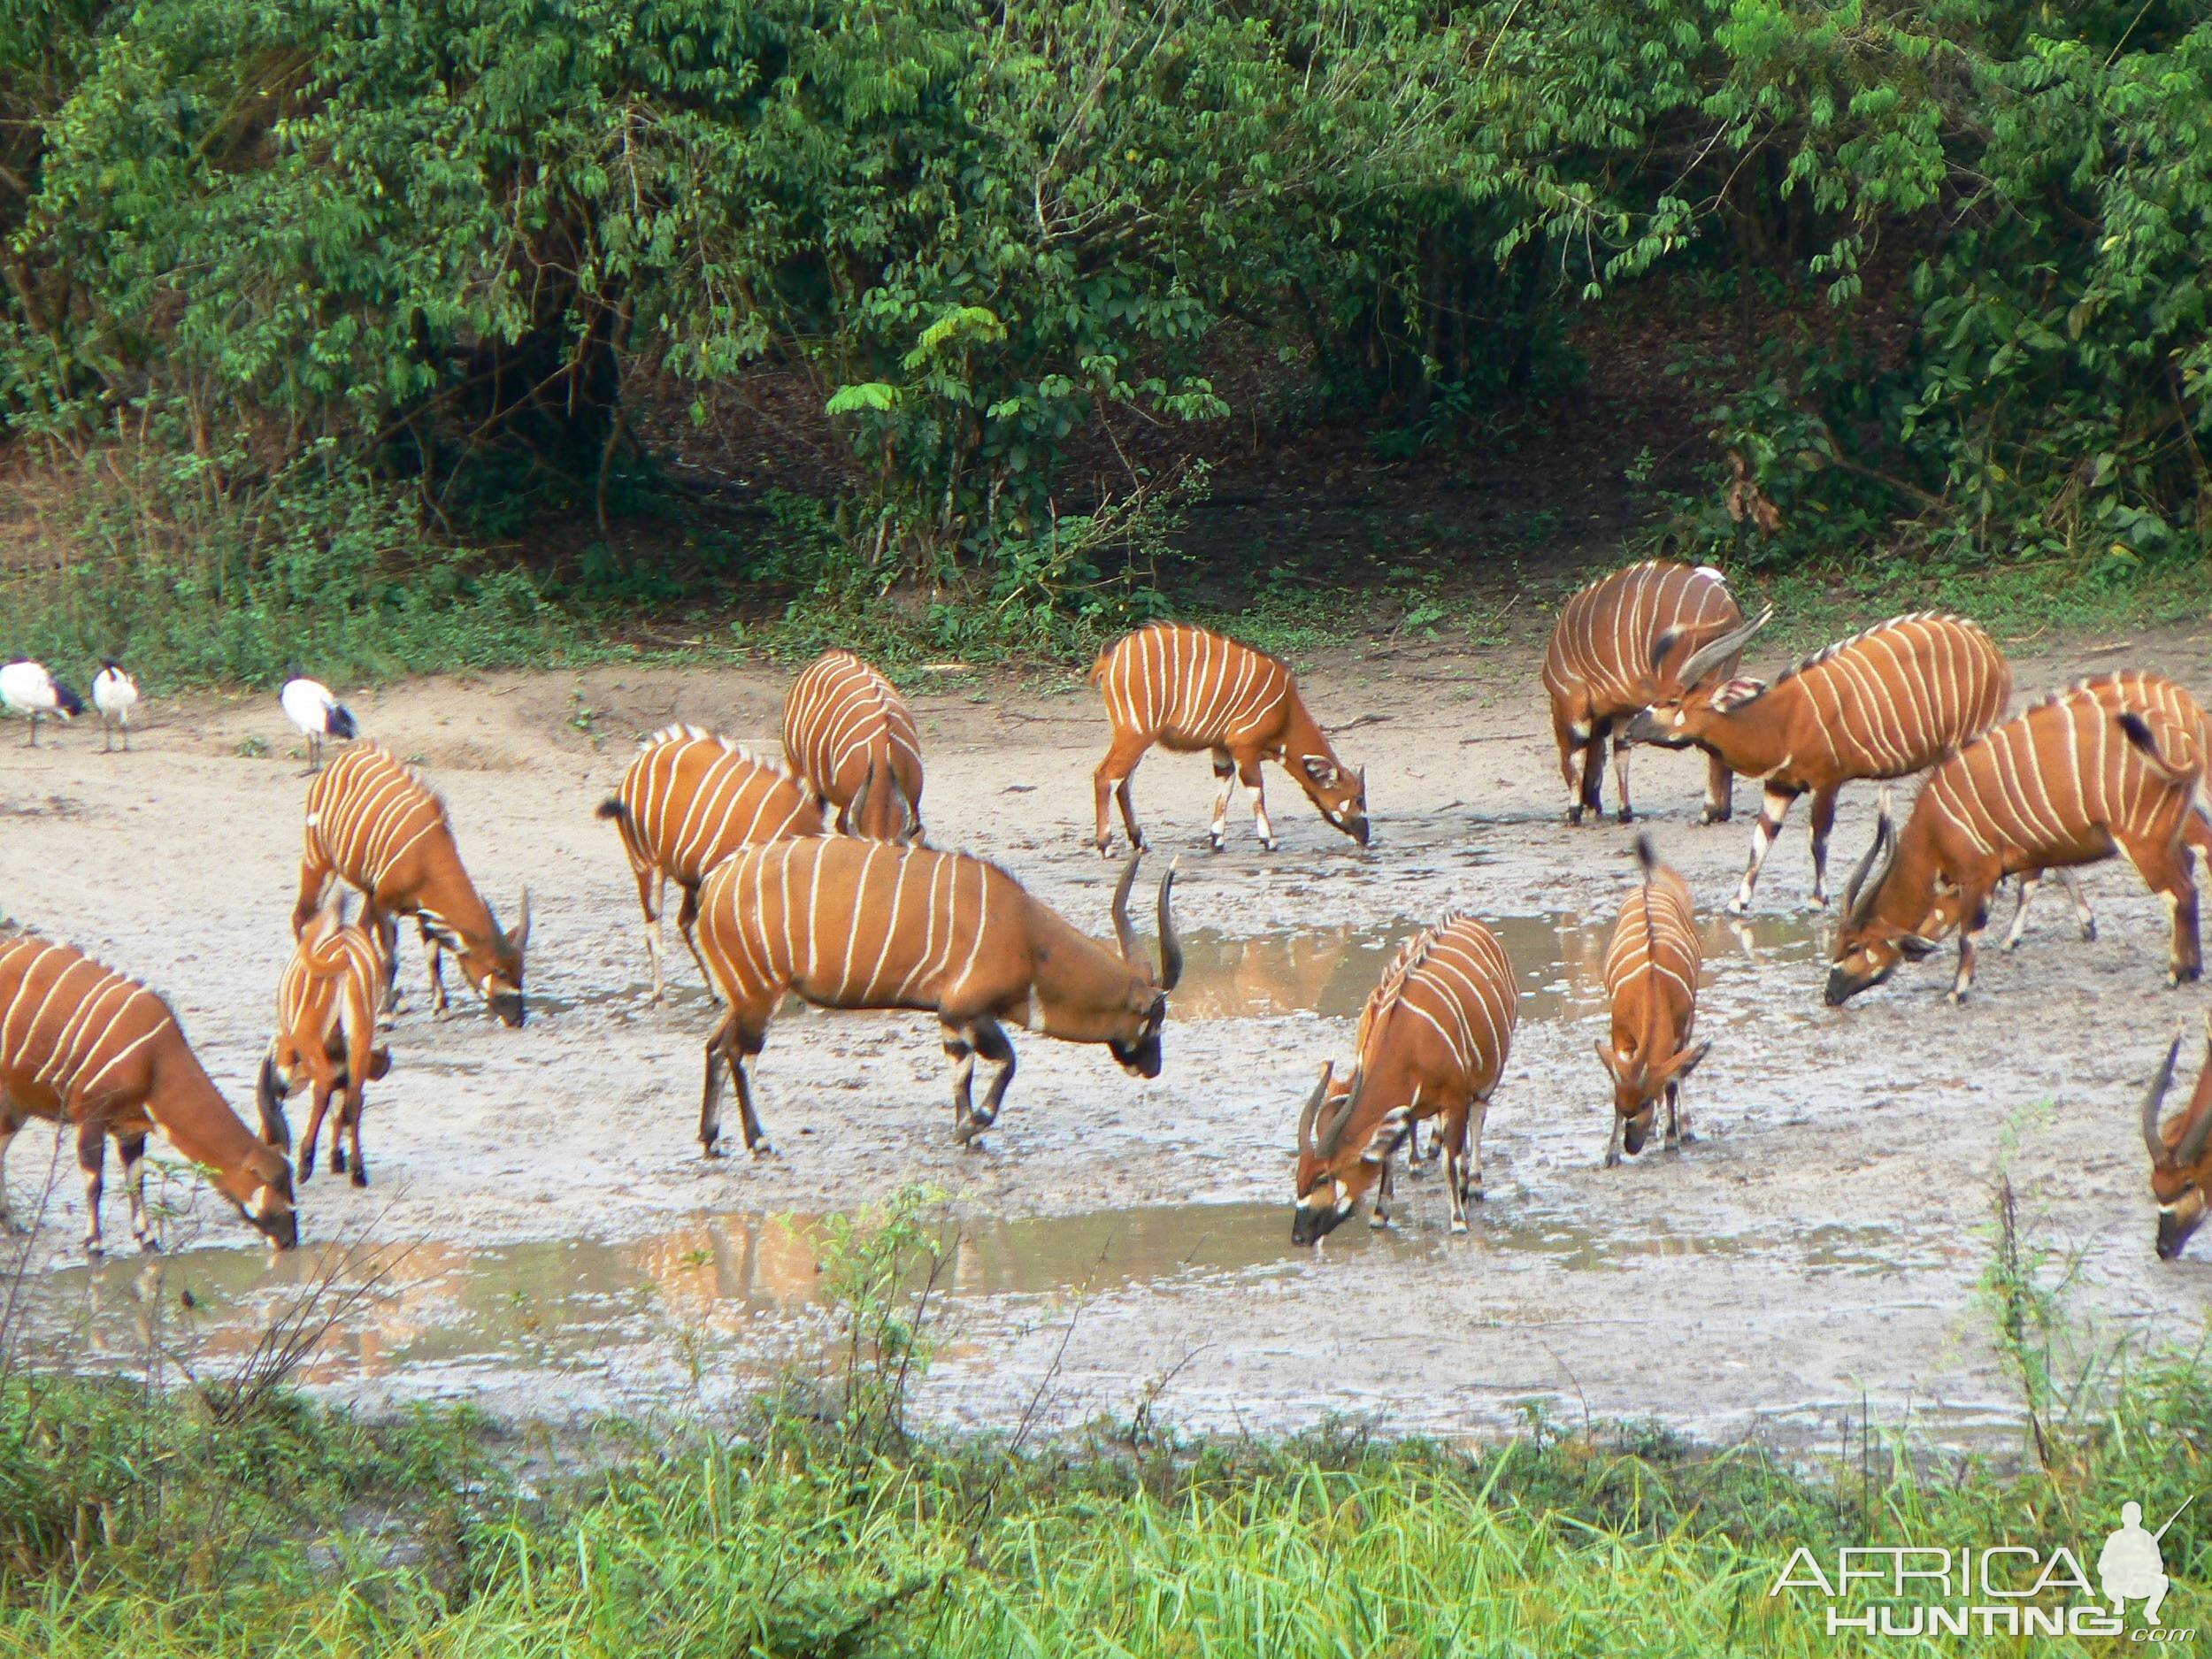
[1090,622,1369,855]
[0,930,296,1251]
[1827,675,2208,1005]
[2139,1020,2212,1260]
[293,745,530,1025]
[256,898,392,1186]
[598,726,826,1002]
[1596,836,1709,1165]
[1541,560,1744,825]
[1629,611,2010,913]
[1291,914,1517,1242]
[782,649,925,842]
[692,844,1180,1154]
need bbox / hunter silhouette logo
[2101,1498,2192,1627]
[1770,1494,2197,1639]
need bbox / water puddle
[1170,911,1827,1022]
[12,1198,1921,1400]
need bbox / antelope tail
[2118,711,2196,784]
[596,795,629,823]
[1633,833,1658,881]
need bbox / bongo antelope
[281,677,357,772]
[1542,561,1743,825]
[256,897,392,1186]
[0,930,296,1251]
[0,661,84,748]
[1629,611,2011,912]
[692,843,1180,1154]
[1090,622,1369,855]
[2139,1020,2212,1260]
[90,662,139,752]
[1827,678,2208,1005]
[293,745,529,1025]
[781,650,925,842]
[599,726,826,1002]
[1291,914,1517,1242]
[1596,836,1709,1165]
[2004,675,2212,950]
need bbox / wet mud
[2,630,2209,1448]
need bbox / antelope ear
[1301,755,1340,788]
[1360,1105,1413,1164]
[303,895,342,950]
[1663,1041,1713,1086]
[1710,678,1767,713]
[1896,933,1937,961]
[1593,1039,1625,1081]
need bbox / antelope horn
[1315,1066,1364,1160]
[511,887,532,952]
[2140,1033,2183,1165]
[1676,604,1774,689]
[1842,812,1896,928]
[1297,1062,1334,1156]
[1156,860,1183,991]
[1110,852,1143,964]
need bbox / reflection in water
[13,1198,1914,1397]
[1171,911,1828,1023]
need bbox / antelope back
[1092,623,1296,748]
[1749,613,2009,777]
[1923,674,2205,870]
[613,726,823,885]
[695,837,1025,1015]
[781,651,924,841]
[1541,561,1740,721]
[277,921,388,1060]
[1351,913,1517,1098]
[1599,861,1701,1112]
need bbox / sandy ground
[4,620,2210,1447]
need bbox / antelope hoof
[1260,838,1279,854]
[349,1166,368,1189]
[136,1233,163,1256]
[1804,894,1830,911]
[1208,833,1224,853]
[2081,922,2099,942]
[82,1237,104,1258]
[749,1141,778,1160]
[296,1155,316,1183]
[2003,936,2024,953]
[1946,987,1971,1006]
[1603,1147,1622,1170]
[1448,1215,1470,1235]
[700,1138,723,1160]
[1369,1209,1389,1231]
[1567,806,1586,826]
[1616,808,1634,826]
[331,1146,347,1174]
[1703,807,1732,826]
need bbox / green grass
[0,1187,2202,1655]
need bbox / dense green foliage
[2,0,2208,676]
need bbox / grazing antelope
[1628,611,2010,913]
[782,650,925,842]
[1827,676,2209,1006]
[2139,1020,2212,1260]
[281,676,357,772]
[1541,561,1743,825]
[89,662,139,752]
[692,843,1180,1155]
[1291,914,1517,1243]
[1596,836,1709,1165]
[0,661,84,748]
[256,898,392,1186]
[1090,622,1369,855]
[0,930,296,1251]
[293,745,530,1025]
[598,726,827,1002]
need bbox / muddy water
[19,1194,1928,1419]
[1171,910,1827,1022]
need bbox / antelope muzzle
[488,987,526,1027]
[1291,1183,1354,1247]
[2156,1201,2202,1262]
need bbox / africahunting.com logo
[1770,1499,2195,1640]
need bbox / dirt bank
[3,621,2208,1446]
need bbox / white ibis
[280,678,358,772]
[90,662,140,752]
[0,661,85,748]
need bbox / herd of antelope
[3,564,2209,1271]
